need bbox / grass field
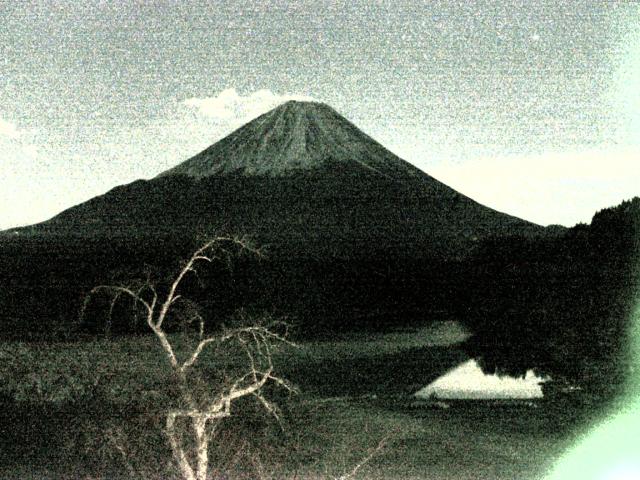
[0,322,600,479]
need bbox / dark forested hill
[461,197,640,399]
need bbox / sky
[1,0,639,230]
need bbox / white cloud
[183,88,313,123]
[0,136,46,229]
[0,118,20,139]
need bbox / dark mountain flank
[14,101,540,258]
[1,101,548,339]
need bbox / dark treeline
[1,189,638,401]
[0,230,466,340]
[461,197,640,399]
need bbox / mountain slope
[159,100,426,179]
[18,100,541,259]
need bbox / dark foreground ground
[0,397,588,480]
[0,322,613,479]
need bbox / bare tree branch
[90,285,153,315]
[336,432,395,480]
[84,236,291,480]
[105,427,142,480]
[180,337,218,373]
[166,412,197,480]
[155,236,244,329]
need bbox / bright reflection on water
[415,358,548,400]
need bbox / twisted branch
[83,236,292,480]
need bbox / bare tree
[83,236,295,480]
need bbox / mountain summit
[160,100,424,179]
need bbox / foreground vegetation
[1,198,637,479]
[0,326,605,480]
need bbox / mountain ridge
[2,100,545,255]
[158,100,427,180]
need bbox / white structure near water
[415,359,549,400]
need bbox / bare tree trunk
[167,413,197,480]
[194,415,209,480]
[166,413,215,480]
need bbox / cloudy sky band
[1,1,638,229]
